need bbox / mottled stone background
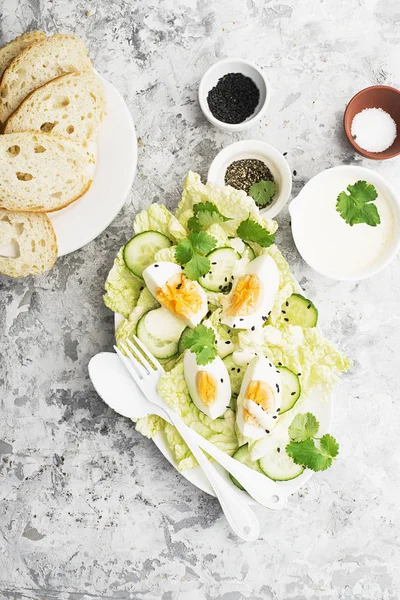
[1,0,400,598]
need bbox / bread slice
[0,208,57,277]
[0,33,92,123]
[5,71,107,147]
[0,31,46,79]
[0,132,92,212]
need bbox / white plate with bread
[0,32,137,278]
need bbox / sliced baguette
[0,33,92,123]
[0,208,57,277]
[0,132,92,212]
[5,71,106,147]
[0,31,46,79]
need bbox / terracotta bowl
[343,85,400,160]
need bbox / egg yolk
[156,273,203,319]
[243,408,263,428]
[245,380,274,412]
[196,371,217,406]
[226,274,262,316]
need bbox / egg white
[143,261,208,327]
[184,350,231,419]
[221,254,280,330]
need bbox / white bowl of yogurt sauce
[289,166,400,280]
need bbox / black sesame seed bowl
[208,140,292,219]
[198,58,270,132]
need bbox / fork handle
[164,409,260,542]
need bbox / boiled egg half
[184,350,231,419]
[236,355,281,439]
[143,261,208,327]
[221,254,280,330]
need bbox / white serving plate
[49,75,137,256]
[114,310,333,505]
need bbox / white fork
[115,337,260,542]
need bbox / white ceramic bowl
[289,166,400,281]
[207,140,292,219]
[198,58,270,132]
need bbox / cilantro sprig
[175,231,216,280]
[336,180,380,227]
[236,218,275,248]
[249,179,276,208]
[188,201,228,233]
[182,324,217,365]
[286,412,339,472]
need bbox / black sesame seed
[293,170,297,176]
[220,378,224,383]
[268,311,271,316]
[273,415,277,419]
[262,315,268,321]
[276,383,280,393]
[297,373,301,376]
[176,283,182,290]
[224,277,228,282]
[269,362,272,367]
[206,311,212,318]
[239,318,244,321]
[237,368,241,373]
[276,370,280,374]
[209,271,212,275]
[225,341,231,345]
[233,324,236,328]
[251,326,255,331]
[154,264,159,267]
[231,367,236,371]
[227,329,231,334]
[277,447,281,453]
[284,318,289,322]
[285,301,289,307]
[307,304,311,309]
[212,262,217,265]
[283,152,287,156]
[278,362,282,366]
[276,408,281,412]
[231,276,234,280]
[282,310,286,314]
[140,286,144,291]
[219,285,223,290]
[265,429,270,434]
[226,406,230,409]
[291,391,296,396]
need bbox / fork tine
[114,345,142,383]
[132,334,163,371]
[126,339,153,373]
[120,342,148,377]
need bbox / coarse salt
[351,107,397,153]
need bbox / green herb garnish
[336,180,380,227]
[181,324,217,365]
[286,412,339,472]
[175,231,216,280]
[236,217,275,248]
[188,201,228,232]
[248,179,276,208]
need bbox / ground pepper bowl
[198,58,270,132]
[344,85,400,160]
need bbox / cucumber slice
[223,354,245,397]
[136,307,185,359]
[282,293,318,327]
[229,444,263,491]
[200,247,239,293]
[259,445,304,481]
[123,231,172,279]
[178,326,191,354]
[242,242,255,262]
[277,366,301,414]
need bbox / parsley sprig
[175,231,216,280]
[236,218,275,248]
[249,179,276,208]
[182,324,217,365]
[336,180,380,227]
[286,412,339,472]
[188,201,228,232]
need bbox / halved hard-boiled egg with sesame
[143,261,208,328]
[184,350,231,419]
[221,255,280,330]
[236,355,281,439]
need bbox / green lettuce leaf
[103,249,143,318]
[134,203,187,243]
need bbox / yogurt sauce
[291,170,395,279]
